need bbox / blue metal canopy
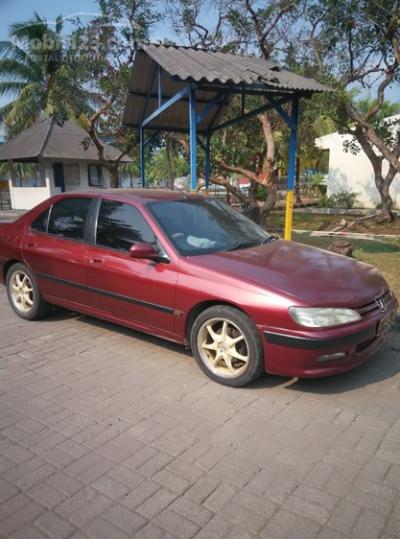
[123,44,330,239]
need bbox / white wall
[8,159,115,209]
[10,186,52,210]
[316,130,400,209]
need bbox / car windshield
[147,198,272,256]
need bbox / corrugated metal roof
[123,44,330,133]
[140,43,328,91]
[0,118,131,163]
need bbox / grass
[291,232,400,300]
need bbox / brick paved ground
[0,285,400,539]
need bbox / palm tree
[0,13,85,137]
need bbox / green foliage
[0,13,88,137]
[320,190,359,209]
[256,184,267,201]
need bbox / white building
[316,117,400,209]
[0,118,131,210]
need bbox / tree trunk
[354,126,396,222]
[295,156,302,205]
[375,173,395,222]
[165,136,174,189]
[109,166,119,188]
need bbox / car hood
[190,240,387,307]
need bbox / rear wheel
[6,263,50,320]
[190,305,265,387]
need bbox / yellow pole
[284,189,294,240]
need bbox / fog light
[317,352,347,363]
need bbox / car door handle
[27,242,37,248]
[90,257,104,264]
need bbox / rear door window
[48,197,92,240]
[31,208,50,233]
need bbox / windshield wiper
[225,240,259,252]
[225,236,275,252]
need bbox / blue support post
[142,85,190,128]
[205,135,211,190]
[189,86,197,191]
[284,98,299,240]
[140,127,145,188]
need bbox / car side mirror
[128,242,159,260]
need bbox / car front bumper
[260,301,398,378]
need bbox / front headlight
[289,307,362,328]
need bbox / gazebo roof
[0,118,130,163]
[124,43,330,133]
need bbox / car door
[22,196,93,307]
[85,198,178,339]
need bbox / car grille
[356,289,391,318]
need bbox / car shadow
[39,309,400,394]
[67,311,193,358]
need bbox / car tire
[190,305,265,387]
[6,263,50,320]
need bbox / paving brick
[34,511,76,539]
[136,488,178,519]
[153,468,190,494]
[194,515,231,539]
[221,502,267,534]
[0,501,45,536]
[120,479,160,510]
[0,493,31,521]
[0,477,19,502]
[1,290,400,539]
[132,522,164,539]
[46,471,85,497]
[327,499,363,535]
[16,463,57,490]
[260,508,321,539]
[184,474,221,504]
[169,497,213,527]
[203,482,238,512]
[83,517,129,539]
[138,451,174,478]
[26,483,67,509]
[154,508,199,539]
[351,508,386,539]
[92,474,130,499]
[10,525,48,539]
[104,504,147,534]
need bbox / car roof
[62,189,205,203]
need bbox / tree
[305,0,400,220]
[164,0,305,223]
[68,0,160,186]
[0,13,87,137]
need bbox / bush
[308,173,327,195]
[256,184,267,201]
[319,190,359,209]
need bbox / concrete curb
[293,229,399,242]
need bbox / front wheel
[6,263,50,320]
[190,305,265,387]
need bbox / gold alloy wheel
[197,317,250,378]
[10,271,34,314]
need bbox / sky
[0,0,398,139]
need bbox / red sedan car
[0,190,397,386]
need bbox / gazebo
[123,43,330,239]
[0,118,130,210]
